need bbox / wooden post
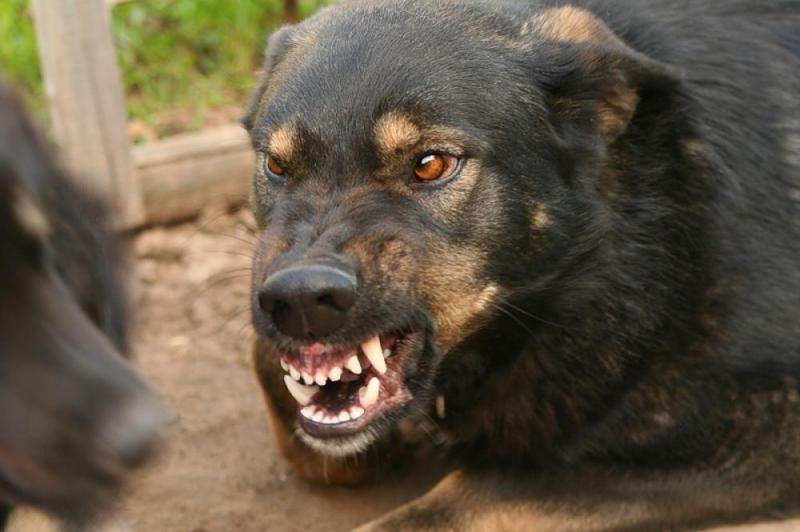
[284,0,299,23]
[31,0,144,227]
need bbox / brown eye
[265,155,286,178]
[414,153,459,182]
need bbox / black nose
[101,393,166,468]
[258,264,357,339]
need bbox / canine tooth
[359,377,380,408]
[284,376,319,406]
[346,355,362,375]
[289,366,301,382]
[302,372,315,385]
[314,371,327,386]
[280,359,289,371]
[338,411,351,423]
[301,406,316,419]
[312,410,325,423]
[350,406,365,420]
[329,367,343,382]
[361,336,387,374]
[383,348,391,358]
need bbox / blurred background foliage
[0,0,331,140]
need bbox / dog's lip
[281,329,425,439]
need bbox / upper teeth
[361,335,387,374]
[283,376,319,405]
[346,355,362,374]
[280,335,390,414]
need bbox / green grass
[0,0,331,138]
[0,0,42,118]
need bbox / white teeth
[314,371,327,386]
[383,348,391,358]
[289,366,301,382]
[328,366,342,382]
[284,376,319,406]
[303,405,362,424]
[359,377,380,408]
[280,359,289,371]
[346,355,362,375]
[361,336,387,374]
[302,372,315,385]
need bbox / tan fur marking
[532,7,613,45]
[267,124,298,163]
[4,508,60,532]
[598,86,640,142]
[374,112,421,157]
[530,203,551,234]
[13,188,50,239]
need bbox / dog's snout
[258,264,357,339]
[100,393,166,469]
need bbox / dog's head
[246,0,677,457]
[0,84,164,522]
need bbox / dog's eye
[414,153,459,182]
[264,155,286,181]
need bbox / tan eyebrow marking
[374,112,421,157]
[267,124,298,162]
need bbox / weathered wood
[32,0,144,226]
[284,0,299,23]
[134,125,254,225]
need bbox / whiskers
[488,294,572,336]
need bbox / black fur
[0,82,163,526]
[247,0,800,528]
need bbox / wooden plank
[134,125,254,225]
[284,0,299,23]
[32,0,145,226]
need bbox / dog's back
[576,0,800,368]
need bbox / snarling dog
[0,83,164,527]
[245,0,800,529]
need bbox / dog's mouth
[279,329,424,443]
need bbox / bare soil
[11,207,796,532]
[102,208,440,532]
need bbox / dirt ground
[9,207,798,532]
[103,208,441,532]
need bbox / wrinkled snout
[258,263,357,339]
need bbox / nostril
[316,288,355,312]
[316,293,338,309]
[259,263,357,338]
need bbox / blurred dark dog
[0,82,163,528]
[246,0,799,529]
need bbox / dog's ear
[242,25,298,132]
[527,7,680,146]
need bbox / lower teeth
[301,405,365,424]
